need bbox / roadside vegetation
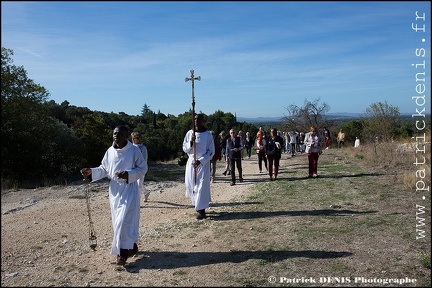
[2,47,429,190]
[1,137,430,286]
[145,144,431,287]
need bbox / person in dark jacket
[266,128,284,181]
[219,131,231,176]
[226,128,244,186]
[210,130,222,183]
[244,131,253,159]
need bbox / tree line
[1,47,260,187]
[2,47,426,188]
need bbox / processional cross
[185,70,201,187]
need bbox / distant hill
[238,113,362,124]
[324,112,363,120]
[238,112,422,125]
[237,116,284,124]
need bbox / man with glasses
[226,129,244,186]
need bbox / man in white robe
[354,137,360,148]
[182,114,215,219]
[81,125,147,265]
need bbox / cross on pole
[185,70,201,117]
[185,70,201,188]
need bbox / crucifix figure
[185,70,201,186]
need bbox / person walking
[226,128,244,186]
[323,127,330,150]
[182,114,215,220]
[337,129,345,148]
[244,131,253,159]
[259,126,268,143]
[255,131,267,173]
[289,131,297,157]
[304,125,324,178]
[283,131,290,154]
[131,132,150,202]
[238,130,246,160]
[219,131,231,176]
[298,132,306,153]
[266,128,284,181]
[210,130,222,183]
[80,125,148,266]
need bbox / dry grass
[1,146,430,287]
[341,139,431,191]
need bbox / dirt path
[1,152,306,287]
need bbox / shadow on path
[208,209,377,221]
[141,201,264,209]
[141,201,191,209]
[285,172,385,181]
[125,249,353,272]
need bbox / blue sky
[1,1,430,118]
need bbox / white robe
[182,129,215,211]
[90,141,148,256]
[354,138,360,148]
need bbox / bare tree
[282,98,330,132]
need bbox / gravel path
[1,153,305,286]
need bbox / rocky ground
[1,149,430,287]
[1,152,289,287]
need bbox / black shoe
[230,182,235,186]
[196,209,206,220]
[116,255,127,266]
[222,171,227,176]
[128,243,138,257]
[118,248,129,265]
[239,178,244,183]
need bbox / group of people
[216,126,286,183]
[182,119,296,226]
[79,117,350,267]
[194,124,336,186]
[280,127,349,151]
[281,127,331,153]
[253,126,326,179]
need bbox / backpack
[266,140,276,155]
